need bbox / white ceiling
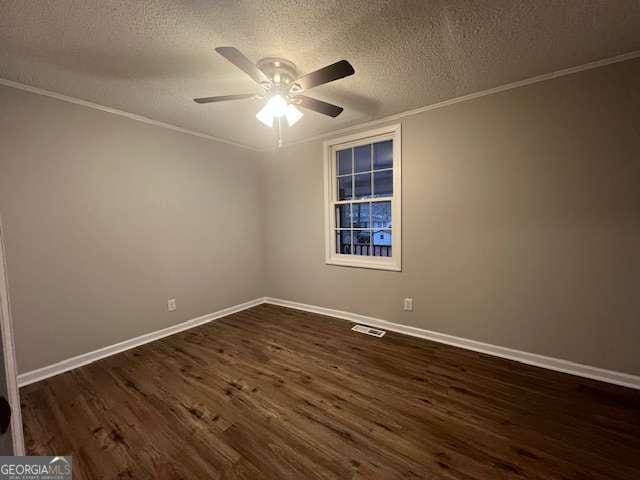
[1,1,640,150]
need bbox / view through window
[325,124,401,271]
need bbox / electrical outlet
[403,297,414,311]
[167,298,176,312]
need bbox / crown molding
[272,49,640,151]
[0,78,261,152]
[2,49,639,154]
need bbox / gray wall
[1,58,639,378]
[0,86,263,373]
[262,58,640,376]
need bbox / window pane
[338,175,353,200]
[337,149,352,175]
[336,230,352,254]
[354,145,371,173]
[335,204,351,228]
[354,172,371,199]
[353,230,371,256]
[373,170,393,197]
[352,202,370,228]
[372,201,391,228]
[372,230,392,257]
[373,140,393,170]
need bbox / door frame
[0,215,25,455]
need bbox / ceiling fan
[194,47,355,145]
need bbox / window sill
[325,257,401,272]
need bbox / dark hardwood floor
[21,304,640,479]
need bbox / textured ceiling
[1,1,640,150]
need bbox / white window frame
[323,123,402,271]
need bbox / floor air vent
[352,325,386,338]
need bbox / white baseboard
[264,297,640,390]
[17,297,266,387]
[19,296,640,391]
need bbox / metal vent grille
[351,324,386,338]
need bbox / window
[324,124,401,271]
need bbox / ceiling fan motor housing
[256,58,301,92]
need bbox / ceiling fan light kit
[284,104,303,126]
[255,96,304,128]
[194,47,355,147]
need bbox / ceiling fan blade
[294,95,344,117]
[215,47,269,85]
[194,94,255,104]
[294,60,355,90]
